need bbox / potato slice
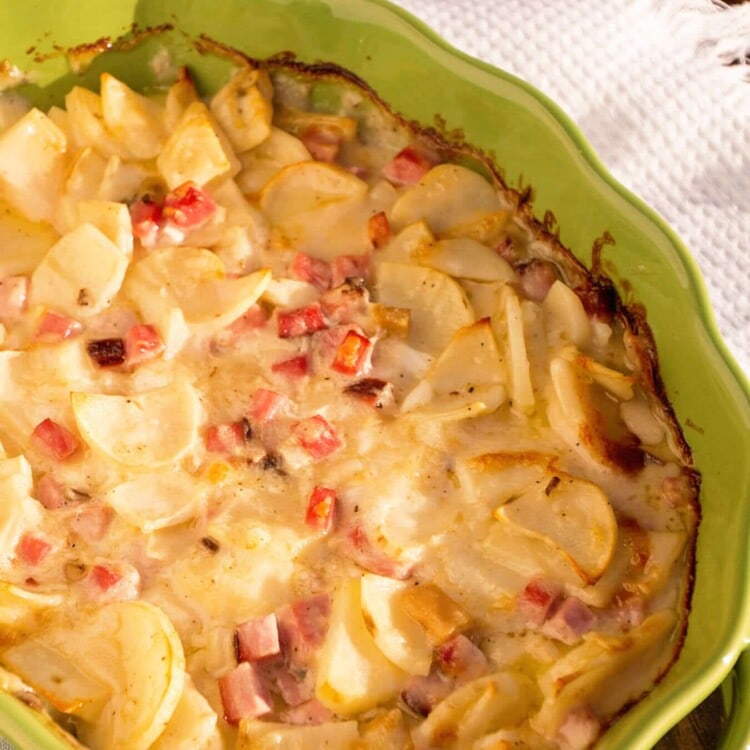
[65,86,131,158]
[399,583,470,645]
[236,126,311,195]
[0,199,58,276]
[390,164,502,233]
[70,601,185,750]
[103,471,205,532]
[1,638,111,720]
[71,382,200,468]
[495,473,618,584]
[73,199,133,257]
[316,577,406,715]
[29,223,129,318]
[157,101,240,189]
[151,676,218,750]
[239,719,359,750]
[0,583,62,630]
[375,220,434,264]
[504,291,535,414]
[411,671,537,750]
[415,237,515,282]
[375,262,474,356]
[259,161,368,225]
[439,209,512,244]
[543,280,592,351]
[210,67,273,153]
[533,610,677,737]
[100,73,167,159]
[0,456,41,564]
[360,573,433,675]
[0,108,68,223]
[401,318,506,418]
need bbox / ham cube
[235,613,281,662]
[70,504,113,544]
[16,533,52,566]
[542,597,596,645]
[290,252,332,290]
[35,474,66,510]
[382,145,436,186]
[518,578,561,627]
[31,419,79,461]
[340,525,413,580]
[219,662,273,725]
[205,421,250,455]
[277,304,327,338]
[330,253,370,288]
[400,671,452,717]
[435,634,488,685]
[249,388,286,424]
[305,486,337,534]
[271,355,309,378]
[35,311,83,343]
[276,593,332,661]
[292,415,341,460]
[124,324,164,366]
[162,181,217,229]
[301,125,342,163]
[129,197,163,247]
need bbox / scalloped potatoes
[0,61,698,750]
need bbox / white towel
[390,0,750,376]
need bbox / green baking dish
[0,0,748,747]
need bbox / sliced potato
[157,101,240,189]
[564,348,635,401]
[504,290,535,414]
[103,471,205,532]
[533,610,677,737]
[73,199,133,257]
[416,237,515,283]
[375,220,434,264]
[239,719,359,750]
[439,209,512,244]
[210,67,273,153]
[543,280,592,351]
[0,199,58,276]
[165,68,199,130]
[390,164,502,233]
[0,455,41,563]
[273,106,357,142]
[401,318,506,418]
[495,473,618,584]
[71,381,200,468]
[65,86,131,158]
[151,676,218,750]
[100,73,167,159]
[29,223,129,318]
[399,582,470,645]
[259,161,368,225]
[0,108,67,223]
[0,583,62,630]
[236,126,311,195]
[316,577,406,715]
[411,671,537,750]
[375,262,474,355]
[360,573,433,675]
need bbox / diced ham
[228,305,268,335]
[330,253,370,288]
[205,421,250,456]
[339,525,412,580]
[124,324,164,366]
[31,419,79,461]
[292,415,342,460]
[129,197,163,247]
[611,591,646,629]
[382,145,437,186]
[276,593,332,663]
[35,311,83,343]
[290,252,332,290]
[277,303,327,338]
[86,560,140,602]
[400,671,452,717]
[301,125,342,163]
[272,355,309,378]
[219,662,273,725]
[344,378,395,409]
[305,486,337,534]
[270,662,315,707]
[86,338,126,368]
[16,534,52,566]
[35,474,66,510]
[280,698,335,726]
[557,706,601,750]
[235,613,281,662]
[162,181,217,229]
[518,578,561,627]
[435,634,488,685]
[517,259,559,301]
[542,597,596,645]
[70,504,113,544]
[367,211,391,250]
[331,329,373,377]
[249,388,286,425]
[0,276,28,320]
